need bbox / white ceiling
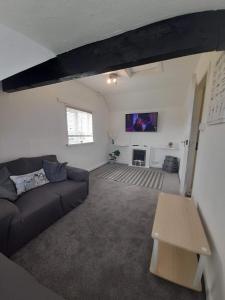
[78,54,200,111]
[0,0,225,54]
[78,54,199,97]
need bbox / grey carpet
[97,163,164,190]
[12,168,205,300]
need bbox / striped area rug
[97,164,164,190]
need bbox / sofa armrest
[66,166,89,182]
[66,166,89,194]
[0,199,19,255]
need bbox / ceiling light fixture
[106,73,118,85]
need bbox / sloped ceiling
[1,0,225,54]
[0,1,225,80]
[0,24,55,81]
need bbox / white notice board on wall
[207,52,225,125]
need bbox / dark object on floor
[97,163,164,189]
[0,155,89,256]
[163,156,179,173]
[12,170,205,300]
[0,253,64,300]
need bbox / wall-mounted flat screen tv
[125,112,158,132]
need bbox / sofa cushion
[0,155,57,176]
[10,168,49,195]
[0,167,17,201]
[24,155,57,173]
[16,188,61,217]
[38,180,87,214]
[43,160,67,182]
[0,253,64,300]
[0,158,29,176]
[9,188,62,254]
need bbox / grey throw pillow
[0,167,17,201]
[10,169,49,196]
[43,160,67,183]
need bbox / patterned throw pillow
[10,169,49,196]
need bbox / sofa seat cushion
[16,188,61,218]
[39,180,87,214]
[9,188,62,254]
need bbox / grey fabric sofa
[0,252,64,300]
[0,155,89,256]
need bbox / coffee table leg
[193,255,206,288]
[150,239,159,272]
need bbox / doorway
[184,74,207,196]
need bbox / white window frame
[66,105,94,146]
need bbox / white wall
[110,107,185,165]
[108,86,188,168]
[188,52,225,300]
[0,80,109,171]
[79,55,199,170]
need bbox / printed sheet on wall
[207,52,225,125]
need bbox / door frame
[183,74,207,196]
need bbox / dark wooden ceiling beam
[2,10,225,92]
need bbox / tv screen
[125,112,158,132]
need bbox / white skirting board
[88,161,108,172]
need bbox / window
[66,107,94,145]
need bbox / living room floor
[12,166,205,300]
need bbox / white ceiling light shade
[105,62,164,85]
[107,77,111,84]
[106,73,118,85]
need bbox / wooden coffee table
[150,192,211,291]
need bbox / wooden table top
[152,193,211,255]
